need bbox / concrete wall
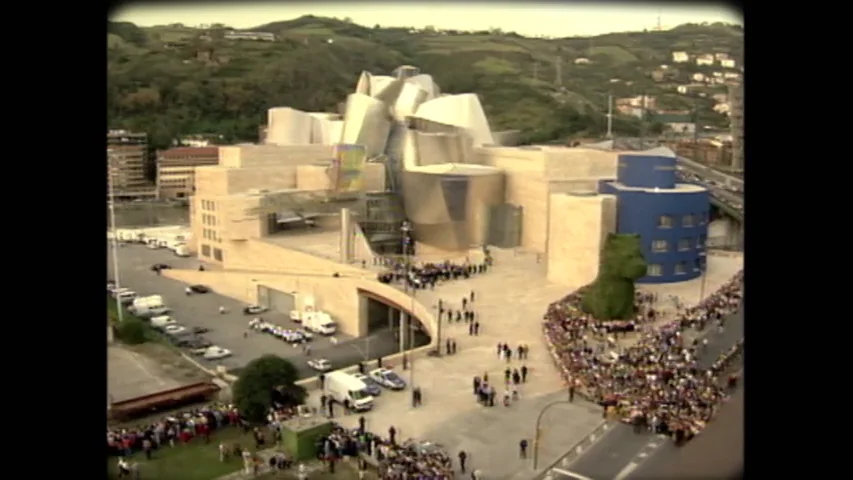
[219,145,334,169]
[162,245,438,340]
[295,163,386,192]
[543,148,619,179]
[546,193,617,287]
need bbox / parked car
[352,373,382,397]
[307,358,332,372]
[369,368,407,390]
[170,333,201,347]
[183,336,212,350]
[191,326,210,334]
[164,324,188,335]
[202,346,232,360]
[296,329,314,341]
[243,305,268,315]
[150,263,171,271]
[189,284,210,294]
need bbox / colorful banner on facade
[332,144,367,192]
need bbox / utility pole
[107,149,124,324]
[606,94,613,139]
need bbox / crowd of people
[376,255,493,291]
[543,270,743,444]
[108,400,456,479]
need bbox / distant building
[723,72,741,81]
[574,58,591,65]
[651,67,679,82]
[652,113,696,134]
[692,73,706,82]
[107,130,156,200]
[616,95,656,109]
[672,51,690,63]
[714,53,730,61]
[676,84,704,95]
[712,93,728,104]
[157,147,220,199]
[224,31,276,42]
[729,83,744,171]
[720,59,736,69]
[695,54,715,66]
[713,103,731,115]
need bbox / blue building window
[678,238,691,251]
[698,234,707,248]
[694,258,702,272]
[648,264,663,276]
[675,262,687,275]
[657,215,674,228]
[651,240,669,253]
[699,213,708,225]
[682,214,695,228]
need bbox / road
[108,243,404,379]
[542,309,744,480]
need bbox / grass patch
[259,462,379,479]
[588,45,638,64]
[473,57,520,75]
[107,427,249,480]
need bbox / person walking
[458,450,468,473]
[519,439,528,459]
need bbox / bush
[114,317,149,345]
[233,355,306,423]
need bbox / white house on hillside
[696,54,715,66]
[672,51,690,63]
[574,58,591,65]
[692,73,706,82]
[720,59,736,69]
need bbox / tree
[581,234,648,320]
[233,355,306,423]
[114,317,148,345]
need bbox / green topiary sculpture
[581,233,648,320]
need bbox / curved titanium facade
[267,107,313,145]
[393,82,429,122]
[340,94,391,158]
[414,132,473,166]
[617,153,677,189]
[606,184,709,284]
[412,93,495,146]
[401,164,505,250]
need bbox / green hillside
[107,16,743,150]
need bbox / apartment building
[107,130,156,199]
[729,82,744,171]
[156,147,220,199]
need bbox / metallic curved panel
[368,76,395,97]
[340,93,391,158]
[401,164,505,250]
[372,78,405,107]
[412,93,495,146]
[415,132,473,166]
[266,107,313,145]
[356,71,371,95]
[401,128,420,170]
[392,82,429,122]
[408,74,440,100]
[393,65,421,80]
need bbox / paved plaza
[108,344,207,404]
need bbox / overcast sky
[112,2,741,37]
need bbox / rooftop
[411,163,502,175]
[607,182,706,193]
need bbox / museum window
[657,215,673,228]
[678,238,691,251]
[647,264,663,276]
[694,258,702,271]
[213,248,223,262]
[201,244,211,257]
[651,240,668,253]
[682,214,695,228]
[699,212,708,225]
[675,262,687,275]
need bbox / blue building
[600,149,709,284]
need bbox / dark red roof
[159,147,219,158]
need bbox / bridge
[674,157,743,250]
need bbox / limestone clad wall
[225,166,298,194]
[506,174,549,252]
[543,148,619,179]
[296,165,332,191]
[546,193,617,288]
[219,145,334,169]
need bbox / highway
[540,310,744,480]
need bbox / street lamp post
[400,221,416,387]
[532,400,575,470]
[107,149,124,323]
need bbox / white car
[369,368,407,390]
[307,358,332,372]
[243,305,268,315]
[164,325,188,335]
[203,346,232,360]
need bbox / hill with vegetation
[107,16,743,150]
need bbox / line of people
[377,257,493,291]
[542,270,743,445]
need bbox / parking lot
[108,243,400,378]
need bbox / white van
[303,312,337,335]
[174,244,190,257]
[324,371,374,412]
